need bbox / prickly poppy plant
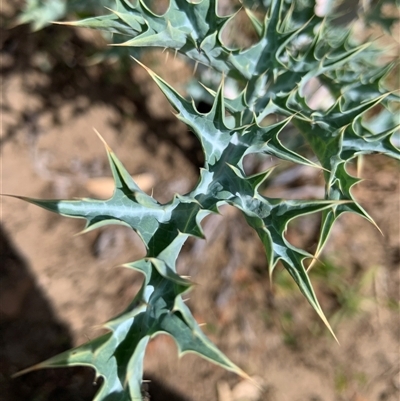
[13,0,399,400]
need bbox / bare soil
[1,5,399,401]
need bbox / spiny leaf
[141,64,344,340]
[10,132,247,396]
[15,253,246,401]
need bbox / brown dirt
[1,5,399,401]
